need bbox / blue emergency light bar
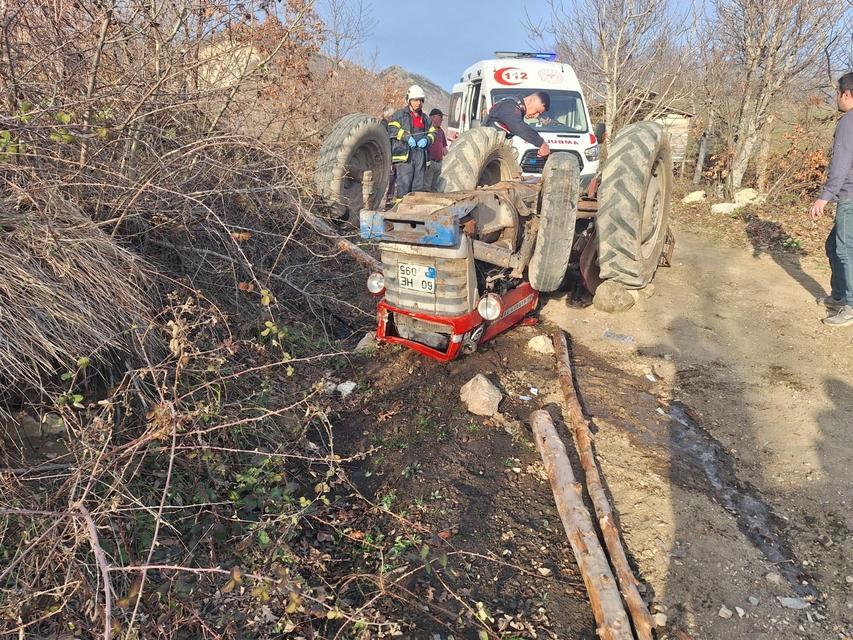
[495,51,558,61]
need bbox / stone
[527,335,555,355]
[749,596,760,606]
[41,413,65,435]
[719,605,733,619]
[536,566,553,577]
[777,597,810,610]
[653,612,668,627]
[640,283,656,298]
[736,607,746,618]
[593,280,636,313]
[336,381,357,398]
[734,188,764,206]
[682,190,706,204]
[355,332,376,352]
[845,575,853,584]
[460,374,503,417]
[17,412,42,438]
[765,572,785,587]
[711,202,741,215]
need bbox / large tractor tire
[315,113,391,218]
[436,127,521,192]
[596,121,672,288]
[528,153,580,292]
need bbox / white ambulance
[446,52,599,183]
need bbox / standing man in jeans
[811,72,853,327]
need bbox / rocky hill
[380,64,451,114]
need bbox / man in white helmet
[386,85,437,202]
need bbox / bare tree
[712,0,842,190]
[319,0,377,66]
[527,0,695,143]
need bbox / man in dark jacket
[386,85,436,202]
[810,72,853,327]
[482,91,552,159]
[427,108,447,190]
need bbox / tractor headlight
[584,145,600,161]
[366,272,385,294]
[476,293,502,321]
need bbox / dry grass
[0,191,155,405]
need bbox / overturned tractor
[315,118,673,361]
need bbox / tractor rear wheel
[437,127,520,192]
[528,153,580,292]
[596,121,672,289]
[315,113,391,219]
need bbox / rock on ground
[355,332,376,352]
[336,381,357,398]
[593,280,636,313]
[682,190,706,204]
[711,202,741,215]
[460,374,503,417]
[526,335,555,355]
[734,188,764,206]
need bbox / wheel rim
[478,156,505,187]
[341,141,382,211]
[640,157,666,259]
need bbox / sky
[317,0,553,91]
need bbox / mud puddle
[667,402,817,598]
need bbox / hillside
[380,64,451,114]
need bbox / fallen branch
[552,330,654,640]
[298,207,381,272]
[529,409,633,640]
[76,503,113,640]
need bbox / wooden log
[552,330,654,640]
[299,208,381,273]
[530,409,634,640]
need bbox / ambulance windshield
[490,89,588,134]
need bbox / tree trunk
[530,410,634,640]
[730,129,760,190]
[756,113,775,193]
[693,110,714,185]
[604,78,618,151]
[551,331,655,640]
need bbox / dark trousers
[394,149,428,199]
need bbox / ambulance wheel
[315,113,391,219]
[596,121,672,288]
[437,127,520,192]
[528,153,580,293]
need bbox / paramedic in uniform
[482,91,552,159]
[386,85,436,202]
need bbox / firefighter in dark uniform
[386,85,436,202]
[482,91,552,159]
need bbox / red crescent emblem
[494,67,523,86]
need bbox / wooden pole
[552,330,654,640]
[530,410,634,640]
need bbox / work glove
[407,136,417,148]
[417,137,429,149]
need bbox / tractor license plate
[398,263,436,294]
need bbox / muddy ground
[333,224,851,639]
[5,223,849,639]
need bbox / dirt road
[542,227,852,639]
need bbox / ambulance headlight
[585,145,600,161]
[476,294,502,321]
[366,272,385,294]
